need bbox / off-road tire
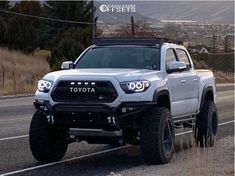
[195,101,218,147]
[140,107,175,165]
[29,110,68,163]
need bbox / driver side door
[165,48,187,117]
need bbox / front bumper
[34,100,157,128]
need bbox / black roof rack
[93,38,183,46]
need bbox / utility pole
[91,0,95,41]
[131,16,135,38]
[94,16,98,37]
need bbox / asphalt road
[0,84,234,176]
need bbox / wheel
[140,107,175,165]
[29,110,68,163]
[195,101,218,147]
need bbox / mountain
[95,1,234,24]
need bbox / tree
[45,1,94,70]
[8,1,42,53]
[0,16,8,45]
[0,1,10,10]
[46,1,93,70]
[0,0,10,45]
[48,27,91,70]
[39,1,93,47]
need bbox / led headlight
[120,81,150,93]
[38,80,53,92]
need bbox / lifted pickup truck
[30,38,218,165]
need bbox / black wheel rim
[163,119,173,155]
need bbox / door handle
[193,78,198,82]
[181,80,186,84]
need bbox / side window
[166,49,177,69]
[176,49,191,69]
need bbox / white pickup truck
[30,38,218,165]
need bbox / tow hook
[107,116,116,126]
[46,115,54,125]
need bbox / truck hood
[43,68,160,82]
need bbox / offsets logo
[99,4,109,12]
[99,4,136,13]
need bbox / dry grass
[214,70,234,83]
[33,48,51,58]
[0,48,50,96]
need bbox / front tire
[140,107,175,165]
[29,110,68,163]
[195,101,218,147]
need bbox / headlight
[120,81,150,93]
[38,80,53,92]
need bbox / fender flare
[199,86,214,111]
[153,89,171,109]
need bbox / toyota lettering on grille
[69,87,96,94]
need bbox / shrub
[48,27,91,70]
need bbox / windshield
[75,46,160,70]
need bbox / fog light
[107,116,116,126]
[122,108,127,113]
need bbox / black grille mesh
[51,81,118,103]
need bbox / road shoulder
[110,135,234,176]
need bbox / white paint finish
[171,98,199,117]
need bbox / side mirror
[61,61,74,70]
[167,61,187,73]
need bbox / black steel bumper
[34,100,156,119]
[34,100,157,130]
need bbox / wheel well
[157,95,170,110]
[204,90,214,102]
[200,88,214,111]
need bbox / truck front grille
[51,81,118,103]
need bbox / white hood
[43,68,161,82]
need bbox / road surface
[0,84,234,176]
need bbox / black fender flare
[153,89,171,109]
[199,86,214,111]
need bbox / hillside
[0,48,50,95]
